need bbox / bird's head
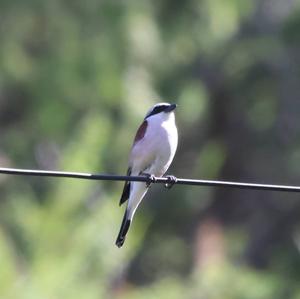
[144,103,177,120]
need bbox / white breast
[130,112,178,177]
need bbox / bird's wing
[133,120,148,144]
[119,120,149,206]
[119,167,131,206]
[119,120,148,206]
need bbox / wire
[1,167,300,193]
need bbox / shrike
[116,103,178,248]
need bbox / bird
[115,102,178,248]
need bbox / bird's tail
[115,210,131,248]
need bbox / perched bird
[115,102,178,248]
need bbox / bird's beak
[165,103,177,112]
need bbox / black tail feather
[115,211,131,248]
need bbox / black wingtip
[119,168,131,206]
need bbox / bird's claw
[141,172,157,187]
[147,174,156,187]
[164,175,177,189]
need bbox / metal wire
[1,167,300,193]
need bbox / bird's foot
[140,172,157,187]
[164,175,177,189]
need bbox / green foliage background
[1,0,300,298]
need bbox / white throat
[146,111,175,126]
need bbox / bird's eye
[154,105,167,114]
[145,104,170,119]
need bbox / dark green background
[1,0,300,298]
